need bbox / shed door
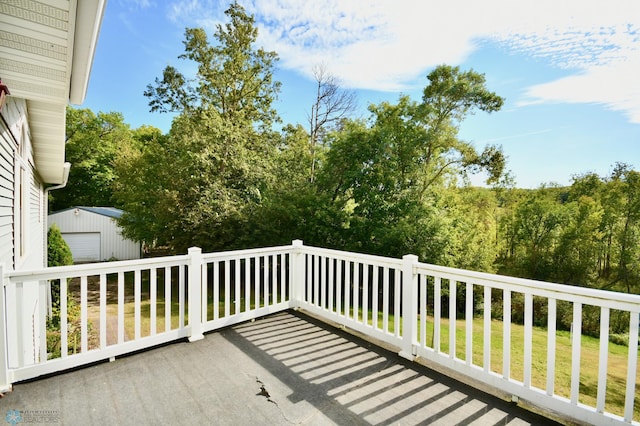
[63,233,101,263]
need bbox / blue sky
[82,0,640,188]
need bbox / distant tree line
[52,1,639,312]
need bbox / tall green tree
[51,107,132,211]
[553,195,603,285]
[604,164,640,292]
[507,188,567,280]
[144,2,280,125]
[316,65,505,261]
[117,2,281,252]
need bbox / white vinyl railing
[1,241,638,425]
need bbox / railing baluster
[546,298,557,396]
[570,302,582,405]
[179,265,185,329]
[523,293,533,388]
[328,257,334,313]
[353,262,359,322]
[263,255,269,307]
[254,257,260,309]
[449,280,456,359]
[150,269,157,336]
[434,276,441,352]
[466,282,473,365]
[200,262,206,322]
[117,271,124,343]
[420,274,427,347]
[372,266,379,329]
[345,261,351,319]
[60,280,67,358]
[336,260,342,316]
[596,306,610,413]
[362,263,369,326]
[81,276,88,352]
[99,274,106,348]
[394,269,401,338]
[272,255,278,306]
[134,270,141,340]
[313,255,319,307]
[280,254,286,303]
[244,258,250,312]
[38,281,47,362]
[213,262,219,320]
[306,254,312,304]
[235,259,241,315]
[483,285,491,372]
[382,267,389,334]
[624,312,639,423]
[320,256,326,309]
[503,289,511,379]
[224,260,230,318]
[165,266,171,331]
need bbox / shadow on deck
[1,310,559,425]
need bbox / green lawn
[348,308,638,420]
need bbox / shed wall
[48,209,140,262]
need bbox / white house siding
[1,97,47,367]
[48,208,141,262]
[0,106,15,269]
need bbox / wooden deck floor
[1,311,560,425]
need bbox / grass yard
[413,315,639,420]
[350,308,638,420]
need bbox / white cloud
[166,0,640,123]
[521,57,640,123]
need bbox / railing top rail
[201,244,294,261]
[415,261,640,307]
[301,245,403,269]
[5,254,190,282]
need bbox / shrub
[48,224,73,267]
[46,225,84,359]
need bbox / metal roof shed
[48,207,141,263]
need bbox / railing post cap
[402,254,419,262]
[188,246,202,254]
[292,240,304,247]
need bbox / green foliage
[117,2,281,253]
[47,224,73,267]
[51,107,134,211]
[46,296,84,359]
[145,1,280,126]
[314,66,505,263]
[46,225,84,359]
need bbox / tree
[118,2,281,252]
[308,64,357,182]
[145,2,280,126]
[507,188,568,280]
[48,224,73,267]
[605,164,640,292]
[315,65,505,260]
[553,195,603,285]
[51,107,132,211]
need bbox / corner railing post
[187,247,204,342]
[291,240,305,309]
[0,264,11,392]
[399,254,419,361]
